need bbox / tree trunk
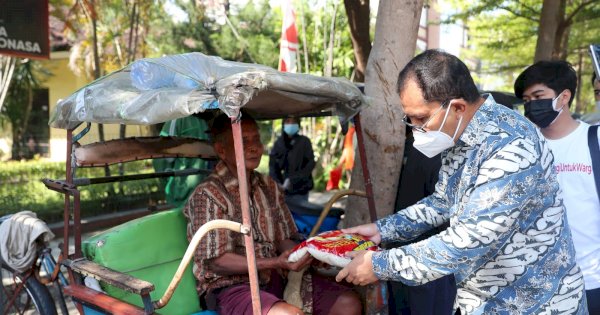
[89,0,110,177]
[344,0,371,82]
[298,3,310,73]
[534,0,562,62]
[11,88,33,160]
[119,0,140,177]
[551,0,568,60]
[324,2,339,77]
[344,0,423,227]
[555,24,570,61]
[575,49,584,113]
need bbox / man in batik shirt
[183,113,360,315]
[336,50,588,314]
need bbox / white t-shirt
[547,122,600,290]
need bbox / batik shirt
[183,161,297,296]
[372,95,588,314]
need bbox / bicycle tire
[1,264,57,315]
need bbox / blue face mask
[283,123,300,136]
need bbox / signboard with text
[0,0,50,59]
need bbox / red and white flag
[278,0,298,73]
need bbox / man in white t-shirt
[515,60,600,314]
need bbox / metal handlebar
[153,219,251,309]
[309,189,368,237]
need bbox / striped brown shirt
[183,161,298,296]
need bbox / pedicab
[43,52,380,314]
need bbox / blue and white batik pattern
[372,95,588,315]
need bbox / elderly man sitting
[183,113,361,315]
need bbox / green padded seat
[82,208,204,315]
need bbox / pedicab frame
[44,53,378,315]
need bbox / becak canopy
[49,52,367,129]
[288,230,379,268]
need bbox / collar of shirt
[457,94,497,148]
[214,161,262,197]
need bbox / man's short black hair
[514,60,577,107]
[210,111,257,143]
[396,49,481,104]
[593,72,598,86]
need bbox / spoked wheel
[0,264,57,315]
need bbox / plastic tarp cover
[49,52,366,130]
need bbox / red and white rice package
[288,230,379,268]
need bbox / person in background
[269,117,316,214]
[582,72,600,125]
[152,114,210,206]
[514,60,600,314]
[183,113,361,315]
[336,49,587,314]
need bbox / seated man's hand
[342,223,381,245]
[278,248,313,272]
[335,250,378,286]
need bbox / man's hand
[278,249,313,272]
[342,223,382,245]
[335,250,378,286]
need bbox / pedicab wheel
[0,264,57,315]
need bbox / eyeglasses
[402,100,450,133]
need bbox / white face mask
[413,105,463,158]
[595,100,600,112]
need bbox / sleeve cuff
[375,217,394,243]
[371,250,391,280]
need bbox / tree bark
[551,0,568,60]
[11,88,33,160]
[534,0,562,62]
[344,0,423,227]
[344,0,371,82]
[298,3,310,73]
[88,0,111,176]
[575,49,584,113]
[324,2,339,77]
[120,0,140,177]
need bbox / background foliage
[4,0,600,220]
[0,160,163,222]
[446,0,600,113]
[1,0,359,222]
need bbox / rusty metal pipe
[231,118,262,315]
[309,189,367,238]
[354,114,378,222]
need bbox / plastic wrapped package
[49,52,367,129]
[49,70,217,130]
[130,61,200,90]
[287,230,379,268]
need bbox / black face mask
[524,98,560,128]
